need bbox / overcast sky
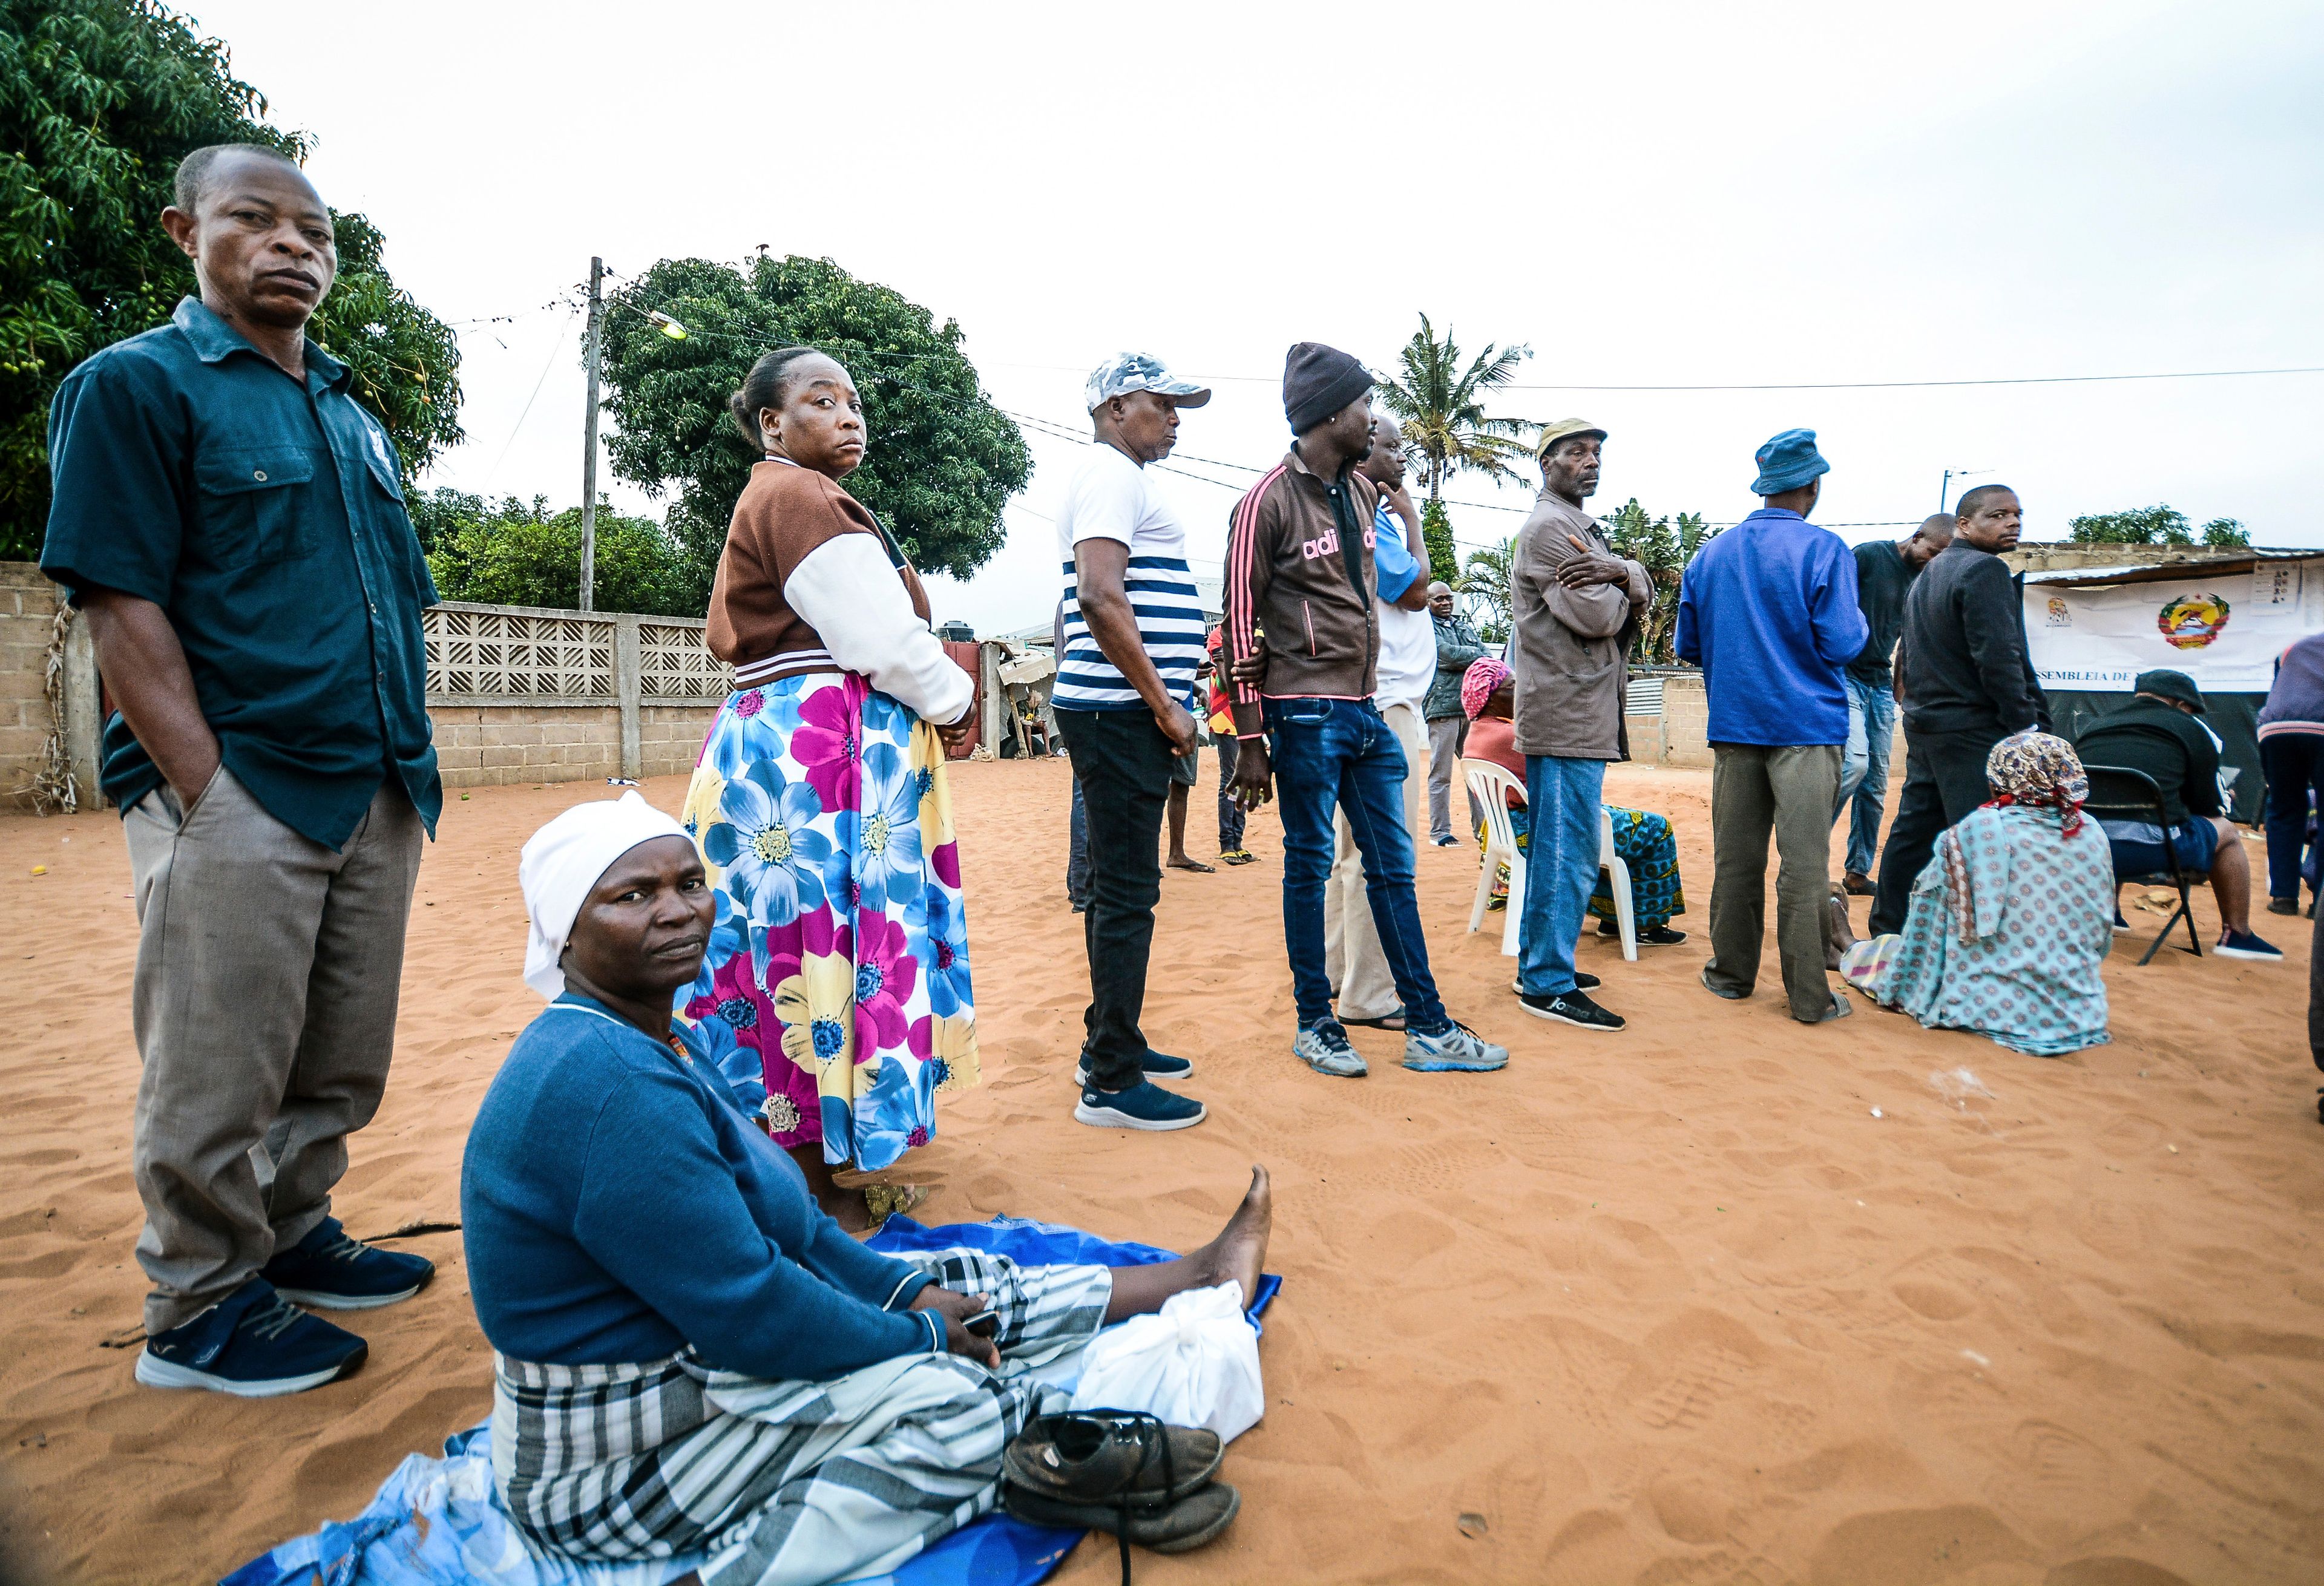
[185,0,2322,634]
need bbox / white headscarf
[517,791,692,1000]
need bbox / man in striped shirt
[1053,353,1213,1133]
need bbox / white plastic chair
[1462,759,1638,963]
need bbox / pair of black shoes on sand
[1001,1410,1238,1581]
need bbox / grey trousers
[1704,743,1843,1023]
[1325,700,1428,1020]
[124,767,424,1331]
[1426,715,1468,842]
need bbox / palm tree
[1375,314,1534,506]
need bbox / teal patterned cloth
[1840,803,2113,1055]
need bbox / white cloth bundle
[517,791,690,1000]
[1068,1281,1264,1443]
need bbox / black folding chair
[2081,764,2202,965]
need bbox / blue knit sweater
[461,996,939,1377]
[1675,509,1868,746]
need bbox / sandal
[858,1183,928,1225]
[1218,849,1259,866]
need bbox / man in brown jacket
[1223,342,1508,1082]
[1508,420,1658,1034]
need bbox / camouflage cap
[1083,352,1213,413]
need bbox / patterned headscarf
[1938,730,2089,943]
[1461,657,1511,721]
[1983,730,2089,836]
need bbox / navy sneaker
[1518,989,1626,1032]
[1074,1048,1195,1086]
[1513,972,1598,994]
[136,1279,366,1397]
[2216,928,2283,963]
[260,1217,435,1311]
[1074,1080,1207,1132]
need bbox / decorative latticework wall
[640,621,733,701]
[426,603,615,701]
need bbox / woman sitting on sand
[1830,730,2112,1055]
[683,346,982,1229]
[465,795,1272,1585]
[1460,658,1688,945]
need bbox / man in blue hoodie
[1676,431,1868,1023]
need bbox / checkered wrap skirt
[491,1250,1112,1586]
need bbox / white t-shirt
[1375,598,1434,712]
[1052,444,1206,712]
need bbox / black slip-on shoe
[1518,989,1625,1032]
[1003,1411,1223,1507]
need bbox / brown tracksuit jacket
[1221,447,1382,739]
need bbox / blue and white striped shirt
[1053,444,1206,711]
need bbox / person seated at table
[2074,668,2280,962]
[1459,658,1687,945]
[462,793,1272,1586]
[1831,731,2112,1055]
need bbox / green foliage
[1602,497,1715,663]
[1420,496,1457,585]
[1374,315,1534,523]
[0,0,461,560]
[2066,505,2195,546]
[2200,517,2250,547]
[419,489,694,617]
[598,255,1030,603]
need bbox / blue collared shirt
[1675,507,1868,747]
[1372,501,1421,603]
[42,298,441,847]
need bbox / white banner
[2023,561,2320,693]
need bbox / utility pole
[579,255,603,612]
[1940,468,1989,513]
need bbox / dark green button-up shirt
[42,297,441,848]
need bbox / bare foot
[1193,1165,1272,1302]
[1824,888,1856,972]
[1167,855,1216,873]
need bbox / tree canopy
[416,489,695,617]
[1601,497,1715,663]
[1374,313,1534,504]
[598,254,1030,606]
[1,0,461,560]
[2066,505,2250,548]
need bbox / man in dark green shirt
[41,145,439,1396]
[2076,669,2280,962]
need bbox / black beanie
[1282,341,1373,434]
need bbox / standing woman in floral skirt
[680,346,980,1229]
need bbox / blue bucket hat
[1751,428,1830,496]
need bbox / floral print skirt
[677,672,978,1172]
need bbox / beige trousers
[1703,743,1843,1022]
[124,767,422,1331]
[1324,700,1430,1021]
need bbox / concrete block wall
[1626,672,1713,769]
[432,706,623,788]
[0,565,60,809]
[640,706,716,779]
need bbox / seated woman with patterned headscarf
[1459,657,1689,945]
[1830,730,2113,1055]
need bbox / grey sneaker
[1293,1021,1368,1078]
[1403,1021,1509,1072]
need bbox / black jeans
[1066,778,1091,908]
[1056,707,1174,1091]
[1869,726,2003,936]
[2260,733,2323,902]
[1215,735,1244,851]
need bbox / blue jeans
[1518,755,1606,996]
[1834,675,1896,877]
[1265,698,1448,1032]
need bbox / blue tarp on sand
[221,1215,1276,1586]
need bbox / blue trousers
[2261,732,2322,902]
[1265,698,1448,1032]
[1518,755,1606,997]
[1834,675,1896,879]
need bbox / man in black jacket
[1868,485,2049,934]
[2077,670,2281,961]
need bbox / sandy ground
[0,756,2319,1585]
